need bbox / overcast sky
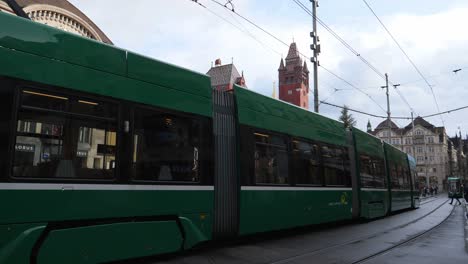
[70,0,468,137]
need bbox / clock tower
[278,42,309,109]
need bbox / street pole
[411,111,415,155]
[381,73,391,144]
[310,0,320,113]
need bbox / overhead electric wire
[320,101,411,119]
[292,0,414,115]
[292,0,386,80]
[209,0,290,47]
[320,65,387,113]
[362,0,443,125]
[391,84,415,114]
[198,0,388,113]
[421,105,468,118]
[292,0,418,115]
[189,0,282,56]
[400,67,467,86]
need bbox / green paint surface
[360,190,389,218]
[353,129,385,159]
[37,221,182,264]
[0,12,126,75]
[127,52,211,99]
[239,190,352,235]
[390,190,413,212]
[0,12,212,117]
[0,223,46,264]
[235,86,347,146]
[383,143,408,167]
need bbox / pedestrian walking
[464,183,468,203]
[434,185,438,195]
[449,184,462,205]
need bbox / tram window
[390,164,400,189]
[70,98,117,118]
[397,166,405,189]
[293,140,321,185]
[322,145,347,186]
[254,132,289,185]
[373,158,386,188]
[12,89,117,180]
[402,168,410,189]
[359,155,374,188]
[343,150,351,186]
[132,108,208,183]
[359,155,385,188]
[21,90,67,111]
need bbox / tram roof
[234,85,348,146]
[0,11,212,117]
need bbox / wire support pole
[310,0,319,113]
[381,73,391,143]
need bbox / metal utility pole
[411,111,415,154]
[310,0,320,113]
[381,73,391,143]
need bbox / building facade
[278,42,309,109]
[0,0,112,44]
[206,58,246,91]
[371,117,449,190]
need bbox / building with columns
[370,117,450,190]
[278,42,309,109]
[0,0,112,44]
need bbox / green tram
[0,12,419,263]
[447,177,462,198]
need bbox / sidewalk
[464,201,468,252]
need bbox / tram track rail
[351,201,455,264]
[420,196,442,205]
[270,199,450,264]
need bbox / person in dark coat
[449,184,462,205]
[464,183,468,203]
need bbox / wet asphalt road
[364,204,467,264]
[145,196,466,264]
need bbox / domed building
[0,0,112,44]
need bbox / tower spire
[278,42,309,109]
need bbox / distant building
[278,42,309,109]
[0,0,112,44]
[370,116,449,190]
[206,58,246,91]
[448,132,468,181]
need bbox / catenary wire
[292,0,386,80]
[189,0,282,56]
[292,0,415,114]
[362,0,443,125]
[320,101,411,119]
[198,0,388,113]
[320,65,387,113]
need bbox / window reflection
[359,155,386,188]
[133,108,206,182]
[13,89,117,179]
[293,140,321,185]
[322,145,349,186]
[254,132,289,184]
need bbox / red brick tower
[278,42,309,109]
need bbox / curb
[465,203,468,253]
